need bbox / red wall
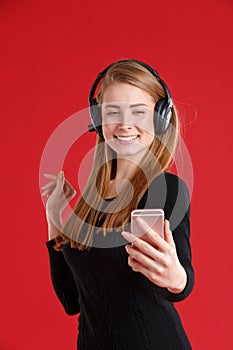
[1,0,233,349]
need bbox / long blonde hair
[53,60,179,250]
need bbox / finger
[164,220,175,247]
[136,217,168,252]
[56,170,65,189]
[125,234,164,263]
[41,185,57,195]
[40,181,56,191]
[121,231,138,244]
[126,244,164,267]
[127,257,162,286]
[43,173,57,179]
[41,188,53,196]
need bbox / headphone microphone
[88,59,173,137]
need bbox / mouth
[114,135,139,144]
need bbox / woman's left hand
[122,219,187,293]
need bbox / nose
[117,112,133,130]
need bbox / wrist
[47,214,64,241]
[167,267,187,294]
[46,211,63,227]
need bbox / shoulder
[149,171,190,199]
[157,171,188,189]
[142,172,190,229]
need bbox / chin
[112,144,148,159]
[105,137,151,156]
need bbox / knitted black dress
[46,172,194,349]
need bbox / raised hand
[40,171,76,232]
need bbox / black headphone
[88,59,173,137]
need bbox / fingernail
[121,231,130,237]
[125,245,129,253]
[136,217,144,224]
[166,220,171,232]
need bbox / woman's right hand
[40,171,77,229]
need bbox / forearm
[46,239,80,315]
[46,212,63,240]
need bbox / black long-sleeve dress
[46,172,194,349]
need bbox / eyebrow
[104,103,148,109]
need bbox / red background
[1,0,233,349]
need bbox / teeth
[116,135,138,141]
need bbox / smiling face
[101,83,155,158]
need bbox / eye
[133,110,145,115]
[105,111,120,116]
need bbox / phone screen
[131,209,164,239]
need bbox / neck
[115,146,152,180]
[105,153,147,199]
[104,159,137,199]
[115,156,139,181]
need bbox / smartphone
[131,209,164,239]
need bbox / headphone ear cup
[90,98,103,137]
[154,98,172,135]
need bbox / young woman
[41,59,194,349]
